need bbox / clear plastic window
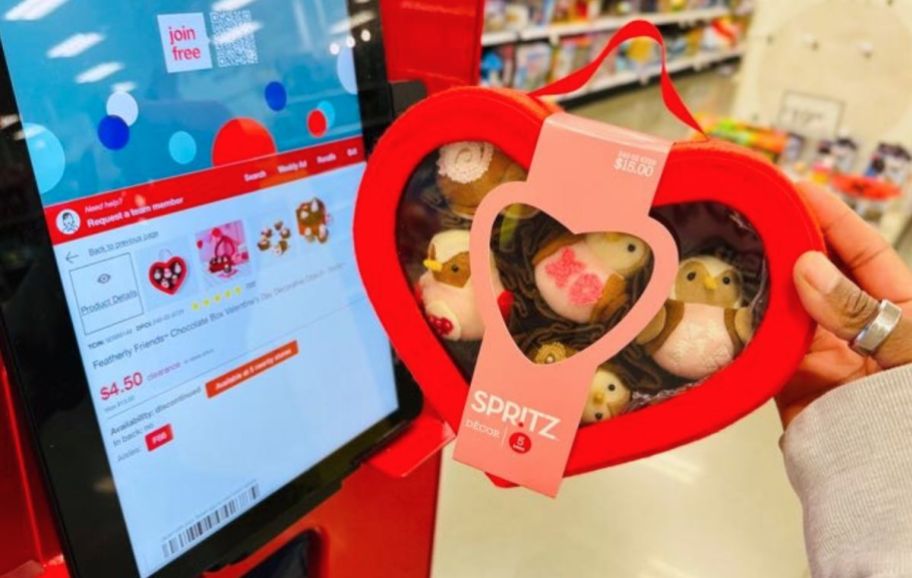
[396,142,768,425]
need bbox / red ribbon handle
[530,19,705,136]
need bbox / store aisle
[573,66,739,140]
[430,67,811,578]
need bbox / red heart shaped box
[148,256,187,296]
[355,87,824,478]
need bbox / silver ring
[850,299,903,356]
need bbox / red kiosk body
[0,2,483,576]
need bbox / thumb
[794,251,912,368]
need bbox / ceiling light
[47,32,103,58]
[212,0,255,10]
[75,62,123,84]
[0,114,19,129]
[5,0,68,21]
[111,81,136,93]
[329,10,375,34]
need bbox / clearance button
[146,425,174,452]
[205,340,299,399]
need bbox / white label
[157,13,213,73]
[777,92,844,138]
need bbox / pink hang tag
[452,113,680,496]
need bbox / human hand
[777,182,912,428]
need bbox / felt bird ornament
[637,255,754,382]
[532,232,651,324]
[417,229,512,341]
[531,342,631,424]
[531,341,578,365]
[583,365,632,424]
[436,141,535,220]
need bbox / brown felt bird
[637,255,754,382]
[436,141,533,219]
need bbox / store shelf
[481,29,519,46]
[549,46,743,102]
[482,7,729,46]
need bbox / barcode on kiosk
[161,484,261,559]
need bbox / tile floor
[430,67,811,578]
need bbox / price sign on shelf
[776,91,845,138]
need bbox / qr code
[210,10,259,67]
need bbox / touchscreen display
[0,1,397,576]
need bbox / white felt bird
[637,255,754,381]
[417,230,511,341]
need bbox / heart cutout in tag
[149,256,187,295]
[453,113,680,494]
[487,206,658,355]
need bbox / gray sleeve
[782,364,912,577]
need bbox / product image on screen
[0,1,398,576]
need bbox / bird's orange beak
[423,259,443,272]
[703,277,718,291]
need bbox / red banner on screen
[45,137,365,245]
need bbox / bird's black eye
[687,272,697,281]
[594,412,604,421]
[608,384,616,392]
[450,264,459,273]
[723,276,732,285]
[627,243,637,253]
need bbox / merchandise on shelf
[589,32,618,82]
[528,0,558,26]
[813,137,860,174]
[513,42,554,90]
[830,173,902,223]
[697,115,788,161]
[684,23,705,55]
[481,45,517,87]
[506,2,533,29]
[701,17,739,51]
[664,29,689,60]
[551,35,593,80]
[482,0,731,34]
[865,142,912,188]
[603,0,640,15]
[552,0,600,23]
[780,133,806,166]
[486,0,508,31]
[478,0,745,99]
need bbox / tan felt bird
[533,232,651,324]
[637,255,754,382]
[530,343,631,424]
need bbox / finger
[795,182,912,302]
[795,251,912,368]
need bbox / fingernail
[798,251,841,294]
